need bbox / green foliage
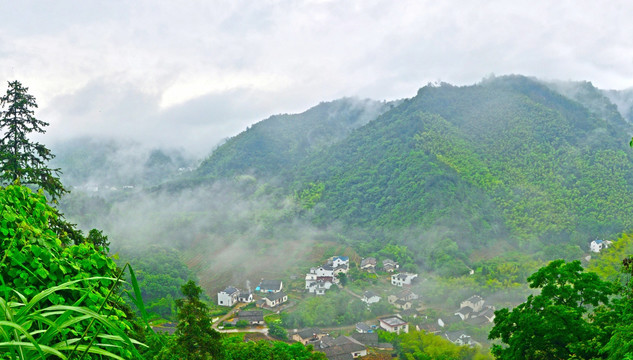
[0,81,66,200]
[0,278,144,360]
[156,280,222,360]
[296,182,324,210]
[268,321,288,340]
[235,320,249,328]
[588,232,633,280]
[0,185,121,310]
[489,260,617,359]
[388,329,491,360]
[222,335,326,360]
[0,185,145,358]
[281,291,369,328]
[115,246,192,319]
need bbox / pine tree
[0,80,66,200]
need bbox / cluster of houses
[359,257,399,272]
[292,322,397,360]
[217,279,288,309]
[216,256,497,355]
[305,256,349,295]
[453,295,495,325]
[416,295,496,347]
[387,289,419,310]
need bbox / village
[211,255,498,359]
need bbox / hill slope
[196,98,394,179]
[283,76,633,254]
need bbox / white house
[217,286,239,307]
[454,306,473,320]
[356,322,373,333]
[331,256,349,269]
[460,295,484,313]
[238,291,253,303]
[362,291,381,305]
[264,292,288,308]
[391,273,418,287]
[444,331,474,346]
[379,316,409,334]
[305,272,318,289]
[315,265,335,277]
[590,239,612,253]
[307,280,333,295]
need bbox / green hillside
[196,98,394,179]
[281,76,633,255]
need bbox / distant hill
[50,137,197,189]
[196,98,395,179]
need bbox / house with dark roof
[292,328,327,344]
[217,286,239,307]
[398,308,419,318]
[237,290,253,303]
[355,322,372,333]
[382,258,399,272]
[351,332,379,347]
[264,291,288,308]
[257,279,283,293]
[320,336,367,359]
[454,305,473,320]
[360,257,377,271]
[460,295,484,312]
[237,310,264,325]
[362,291,380,305]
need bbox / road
[217,327,269,335]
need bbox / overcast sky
[1,0,632,155]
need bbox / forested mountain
[187,75,633,273]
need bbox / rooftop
[221,286,239,295]
[380,316,407,327]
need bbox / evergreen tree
[0,80,66,200]
[157,280,223,359]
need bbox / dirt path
[342,286,362,300]
[211,302,246,329]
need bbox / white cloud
[1,0,633,154]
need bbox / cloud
[1,0,633,155]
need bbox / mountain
[186,75,633,272]
[196,98,395,179]
[57,75,633,279]
[288,76,633,241]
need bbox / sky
[1,0,632,156]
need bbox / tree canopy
[489,260,618,359]
[0,80,66,200]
